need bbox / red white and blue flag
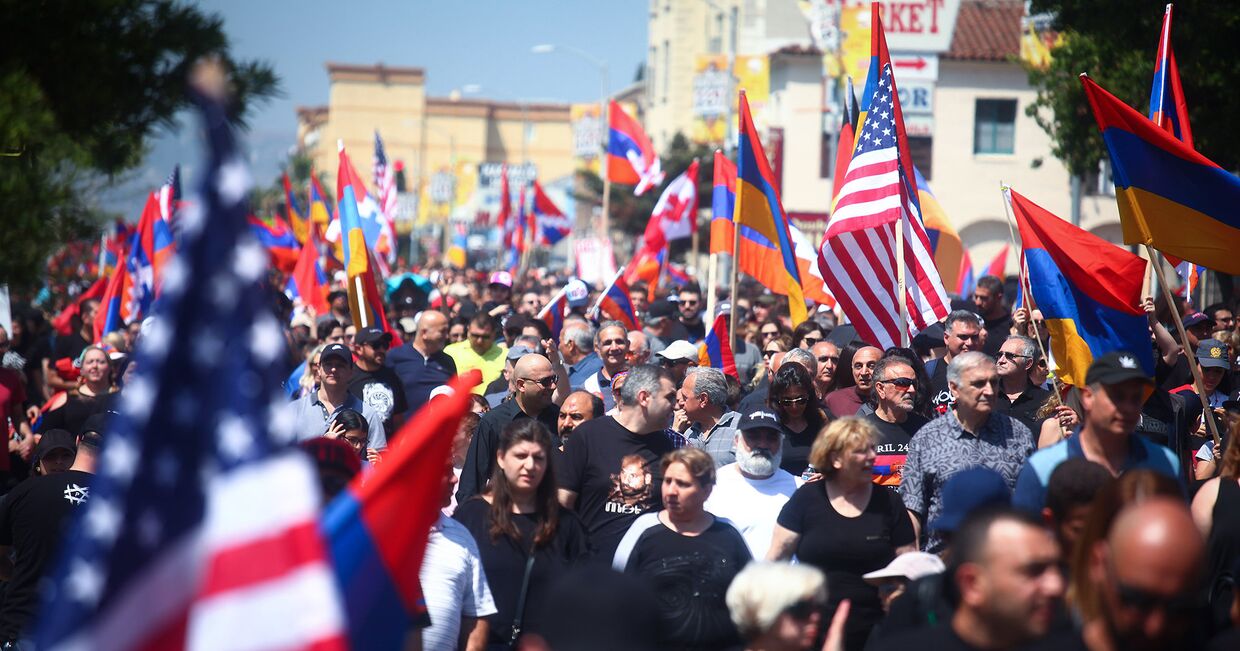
[37,83,346,651]
[537,285,570,339]
[531,180,571,245]
[373,131,399,262]
[157,164,181,224]
[592,267,642,331]
[607,100,664,195]
[1148,3,1193,147]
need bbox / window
[1084,159,1115,197]
[662,40,670,104]
[908,136,933,180]
[973,99,1017,155]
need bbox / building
[643,0,1121,282]
[295,63,576,230]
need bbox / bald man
[824,346,882,417]
[558,390,604,446]
[457,354,561,501]
[386,310,456,415]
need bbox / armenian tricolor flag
[286,225,329,316]
[698,312,737,378]
[337,143,391,332]
[607,100,664,195]
[282,172,309,244]
[1148,4,1193,147]
[248,215,299,273]
[710,150,736,255]
[1009,187,1152,386]
[1082,75,1240,274]
[915,167,965,293]
[735,90,806,326]
[593,268,641,331]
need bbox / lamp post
[531,43,612,249]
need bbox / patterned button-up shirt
[686,410,742,467]
[900,409,1034,553]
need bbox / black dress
[776,481,915,651]
[1207,478,1240,631]
[37,391,115,435]
[453,498,589,648]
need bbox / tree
[0,0,278,291]
[1027,0,1240,177]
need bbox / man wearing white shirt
[704,409,802,557]
[420,462,496,651]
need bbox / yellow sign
[691,55,770,145]
[838,5,871,87]
[571,101,638,174]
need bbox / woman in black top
[769,363,828,478]
[37,346,116,436]
[454,419,588,650]
[1190,437,1240,632]
[613,448,752,651]
[768,417,916,651]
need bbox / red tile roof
[945,0,1024,62]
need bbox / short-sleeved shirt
[704,464,801,557]
[777,481,915,651]
[348,365,408,432]
[612,513,751,651]
[0,470,93,639]
[686,411,742,467]
[289,390,387,450]
[386,344,457,415]
[567,352,603,390]
[1012,431,1182,512]
[558,415,675,560]
[445,341,507,395]
[52,333,89,365]
[420,514,497,651]
[582,368,619,412]
[824,386,867,418]
[995,384,1051,434]
[865,411,928,489]
[900,410,1034,553]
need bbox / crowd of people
[4,263,1240,651]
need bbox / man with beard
[349,326,408,435]
[703,410,802,558]
[557,390,604,448]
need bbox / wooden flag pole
[729,210,741,342]
[896,204,909,347]
[705,251,719,325]
[1146,245,1222,446]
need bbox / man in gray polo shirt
[290,343,386,452]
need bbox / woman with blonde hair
[768,417,915,651]
[37,345,117,435]
[727,562,850,651]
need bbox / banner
[573,237,617,285]
[572,101,638,174]
[692,55,769,145]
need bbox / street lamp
[531,43,613,245]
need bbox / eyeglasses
[878,377,916,389]
[762,350,780,358]
[802,337,821,347]
[781,599,822,621]
[777,396,808,407]
[997,351,1031,361]
[343,435,368,448]
[521,376,558,388]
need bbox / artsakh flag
[536,286,570,339]
[698,312,737,378]
[593,268,641,331]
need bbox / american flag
[373,131,398,255]
[818,63,948,349]
[158,164,181,223]
[35,81,346,650]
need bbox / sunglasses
[781,599,822,621]
[761,330,780,337]
[997,351,1031,361]
[778,396,808,407]
[660,358,691,367]
[802,337,821,347]
[763,350,780,358]
[878,377,916,389]
[521,376,558,388]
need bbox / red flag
[53,278,107,337]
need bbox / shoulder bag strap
[508,550,537,648]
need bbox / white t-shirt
[420,515,497,651]
[704,464,802,558]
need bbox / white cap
[862,552,945,583]
[655,340,699,362]
[565,278,589,306]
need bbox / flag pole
[896,202,908,347]
[728,208,741,343]
[705,250,718,327]
[590,266,625,320]
[600,101,613,254]
[1146,244,1222,446]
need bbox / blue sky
[107,0,649,216]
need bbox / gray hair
[628,330,651,353]
[947,351,995,387]
[782,347,818,375]
[513,334,542,351]
[944,309,983,333]
[595,320,629,346]
[726,562,827,640]
[1004,334,1039,361]
[562,321,595,351]
[619,364,672,406]
[872,356,913,383]
[687,367,728,407]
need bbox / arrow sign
[889,54,938,81]
[895,57,928,70]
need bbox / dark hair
[584,392,605,418]
[725,374,742,410]
[834,342,862,389]
[332,408,369,433]
[487,419,561,549]
[947,506,1046,604]
[975,275,1004,296]
[468,394,491,414]
[879,346,933,417]
[792,320,825,348]
[469,312,496,332]
[1045,458,1113,521]
[449,315,470,331]
[1204,302,1230,321]
[502,313,531,343]
[769,363,825,433]
[316,318,342,342]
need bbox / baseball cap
[34,429,77,467]
[647,300,676,322]
[929,467,1011,533]
[755,294,778,307]
[565,279,590,307]
[655,340,699,362]
[714,301,732,319]
[863,552,946,583]
[1183,311,1211,328]
[299,437,361,479]
[489,271,513,288]
[320,343,353,366]
[507,345,538,361]
[737,409,782,433]
[1084,351,1153,387]
[354,326,392,347]
[1196,338,1230,370]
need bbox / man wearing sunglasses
[678,288,706,343]
[866,357,928,490]
[994,335,1050,433]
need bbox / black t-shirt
[615,515,751,651]
[865,412,927,490]
[995,384,1050,434]
[0,470,93,639]
[558,416,675,560]
[37,392,116,435]
[927,358,953,416]
[981,312,1013,357]
[1157,353,1193,393]
[776,482,915,651]
[52,333,89,365]
[780,423,818,478]
[680,318,706,344]
[347,365,408,431]
[453,498,589,646]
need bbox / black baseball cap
[738,410,782,434]
[1183,311,1211,328]
[1084,351,1153,387]
[320,343,353,366]
[647,300,676,322]
[354,326,392,347]
[34,429,77,466]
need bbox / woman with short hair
[614,447,753,650]
[767,418,916,651]
[727,561,844,651]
